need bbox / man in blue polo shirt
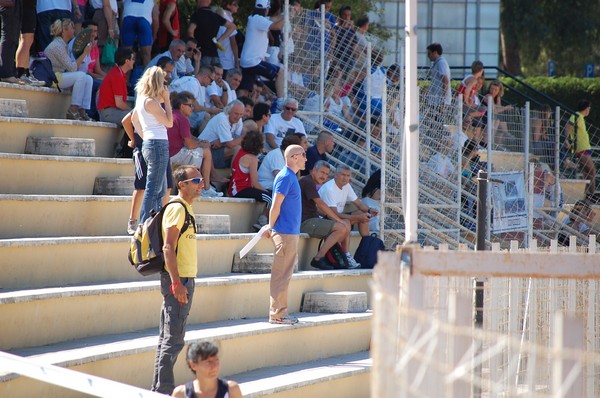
[264,144,306,324]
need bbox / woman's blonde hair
[487,80,504,98]
[50,19,74,38]
[135,66,166,99]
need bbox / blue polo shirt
[272,166,301,234]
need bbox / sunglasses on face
[183,177,204,184]
[284,106,298,111]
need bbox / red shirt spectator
[157,0,180,52]
[97,64,128,110]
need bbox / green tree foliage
[501,77,600,126]
[501,0,600,77]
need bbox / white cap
[255,0,270,9]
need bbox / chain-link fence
[372,248,600,397]
[281,7,599,250]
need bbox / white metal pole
[554,107,561,213]
[282,0,289,98]
[366,43,372,180]
[319,4,325,128]
[486,95,493,242]
[524,101,531,186]
[404,0,418,243]
[380,80,388,240]
[528,162,534,246]
[457,97,463,245]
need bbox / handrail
[418,65,577,115]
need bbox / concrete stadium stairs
[0,84,372,397]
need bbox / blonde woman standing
[44,18,93,120]
[135,66,174,222]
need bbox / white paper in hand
[239,224,270,259]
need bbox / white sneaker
[20,74,45,87]
[202,186,223,197]
[345,252,361,269]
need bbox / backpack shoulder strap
[216,378,229,398]
[184,381,196,398]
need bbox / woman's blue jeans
[140,139,169,223]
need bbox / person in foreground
[151,165,201,395]
[265,144,306,325]
[172,341,242,398]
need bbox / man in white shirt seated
[170,65,221,134]
[199,100,245,168]
[318,165,379,237]
[264,98,306,150]
[258,134,302,190]
[206,63,234,109]
[146,39,186,81]
[176,37,201,78]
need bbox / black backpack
[30,54,61,91]
[128,200,196,276]
[354,234,385,269]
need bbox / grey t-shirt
[428,56,452,105]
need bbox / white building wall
[377,0,500,77]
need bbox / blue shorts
[121,16,153,47]
[240,61,280,92]
[133,147,173,190]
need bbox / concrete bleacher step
[301,291,368,313]
[93,176,135,195]
[0,234,362,289]
[0,98,28,117]
[0,153,133,195]
[24,136,95,157]
[0,313,372,397]
[478,150,535,172]
[0,82,71,119]
[0,195,261,238]
[234,351,371,398]
[196,214,230,234]
[0,270,372,350]
[0,116,119,157]
[232,252,277,273]
[561,179,590,203]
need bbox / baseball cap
[255,0,270,9]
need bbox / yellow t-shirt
[162,199,197,278]
[569,113,591,153]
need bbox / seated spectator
[97,47,134,125]
[329,5,357,76]
[44,18,94,121]
[156,56,176,84]
[238,96,255,120]
[169,65,219,133]
[176,37,201,77]
[302,130,334,176]
[318,165,378,237]
[69,21,107,120]
[199,99,245,168]
[457,60,484,107]
[531,104,556,165]
[238,0,285,99]
[299,160,358,270]
[168,91,223,197]
[258,134,301,190]
[172,341,242,398]
[224,68,242,101]
[558,200,597,246]
[264,98,306,150]
[361,169,381,234]
[206,63,232,109]
[121,0,158,66]
[243,102,271,135]
[228,129,272,230]
[146,39,186,81]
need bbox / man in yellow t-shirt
[151,165,202,395]
[566,99,595,198]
